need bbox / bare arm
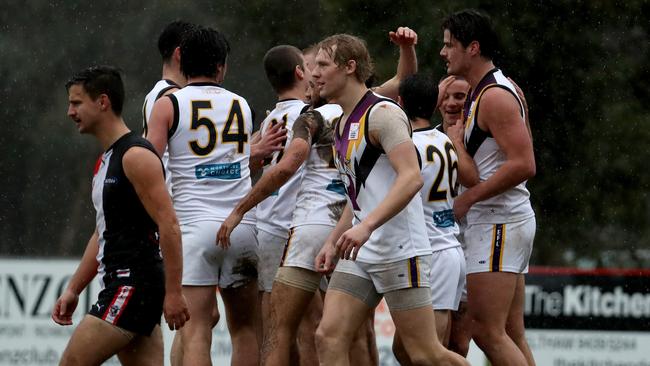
[217,111,323,248]
[146,97,174,157]
[51,229,99,325]
[123,146,189,331]
[454,88,535,219]
[372,26,418,100]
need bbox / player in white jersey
[141,21,193,193]
[312,34,468,366]
[146,26,259,366]
[223,45,310,347]
[435,75,475,357]
[218,101,345,366]
[390,74,466,364]
[441,10,536,366]
[299,28,420,366]
[54,66,189,366]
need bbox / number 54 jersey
[166,82,254,225]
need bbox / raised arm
[373,26,418,100]
[216,111,323,248]
[123,146,190,331]
[453,88,535,219]
[51,229,99,326]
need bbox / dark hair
[398,73,437,122]
[180,26,230,79]
[263,45,304,94]
[158,20,194,63]
[65,65,125,115]
[442,9,498,60]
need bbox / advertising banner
[1,259,648,365]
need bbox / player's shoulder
[413,127,452,145]
[479,86,521,118]
[314,103,343,120]
[262,99,307,124]
[368,98,407,123]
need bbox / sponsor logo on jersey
[325,179,346,195]
[348,123,360,140]
[432,209,455,228]
[195,163,241,179]
[104,177,118,184]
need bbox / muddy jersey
[412,127,461,252]
[256,99,308,238]
[333,91,431,264]
[463,68,534,224]
[92,132,164,288]
[166,82,255,225]
[142,79,180,190]
[291,103,347,228]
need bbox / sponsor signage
[1,259,648,365]
[525,267,650,331]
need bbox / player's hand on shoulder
[51,289,78,326]
[163,291,190,331]
[507,77,528,115]
[216,211,243,249]
[254,121,286,158]
[389,26,417,46]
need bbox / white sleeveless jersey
[412,127,461,252]
[463,69,534,225]
[292,103,347,228]
[142,79,180,191]
[166,82,255,225]
[256,99,308,238]
[333,91,431,264]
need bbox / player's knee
[315,324,340,353]
[472,323,503,348]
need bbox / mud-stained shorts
[281,224,333,271]
[257,229,286,292]
[181,220,258,288]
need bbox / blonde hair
[317,34,374,84]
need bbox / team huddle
[53,8,536,366]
